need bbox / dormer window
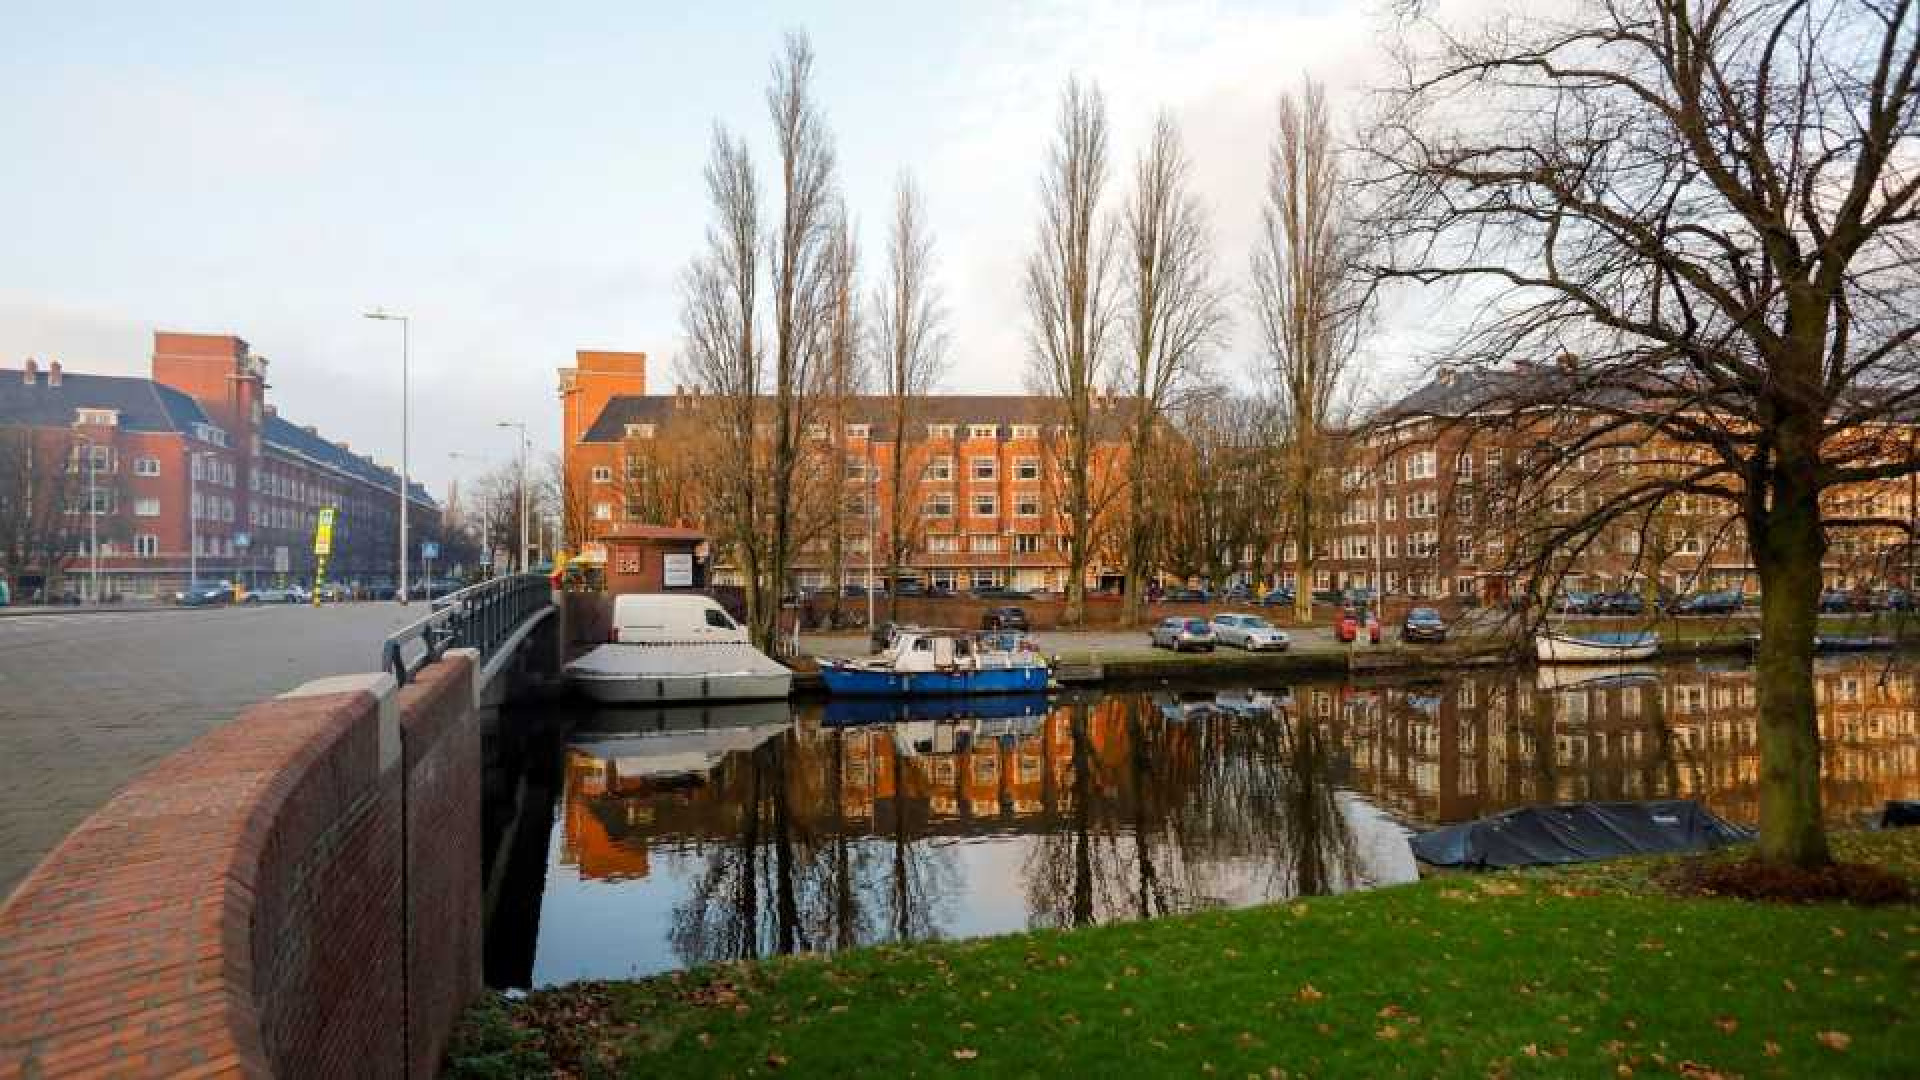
[75,408,119,427]
[1011,424,1039,439]
[968,424,998,439]
[625,423,655,439]
[847,424,870,440]
[927,423,956,439]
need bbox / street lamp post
[497,421,529,573]
[364,310,411,604]
[71,434,99,604]
[188,449,200,587]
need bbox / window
[927,423,956,439]
[1406,450,1436,480]
[927,535,958,553]
[134,534,159,557]
[624,423,655,439]
[970,570,1003,591]
[1454,492,1473,519]
[134,457,160,477]
[1014,457,1040,481]
[805,423,828,440]
[1385,535,1399,558]
[1455,452,1474,481]
[1011,424,1039,439]
[971,493,997,517]
[967,424,997,439]
[970,534,1000,553]
[847,424,870,440]
[926,493,954,517]
[925,455,953,481]
[192,492,204,520]
[591,466,612,483]
[1384,499,1397,522]
[704,609,736,629]
[224,462,235,486]
[1456,534,1474,558]
[971,456,997,481]
[1456,576,1476,597]
[1013,534,1042,554]
[1406,491,1437,518]
[594,502,613,520]
[844,494,869,518]
[1015,494,1041,517]
[76,408,118,427]
[135,497,160,517]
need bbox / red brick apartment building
[1,332,439,600]
[559,350,1131,594]
[1314,369,1916,604]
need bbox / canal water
[487,654,1920,987]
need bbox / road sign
[421,541,440,560]
[234,532,250,550]
[313,507,336,557]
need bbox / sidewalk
[0,603,179,618]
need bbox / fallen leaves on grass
[952,1047,979,1061]
[1294,984,1324,1003]
[1816,1030,1852,1051]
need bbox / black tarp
[1410,800,1753,869]
[1883,800,1920,827]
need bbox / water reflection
[520,654,1920,986]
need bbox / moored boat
[1534,628,1659,663]
[564,593,793,703]
[817,626,1050,697]
[1745,632,1896,653]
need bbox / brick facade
[2,332,440,601]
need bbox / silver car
[1209,613,1290,651]
[1150,616,1216,652]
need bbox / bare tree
[0,428,79,600]
[1254,78,1364,625]
[679,122,770,640]
[821,211,865,622]
[763,30,842,646]
[1364,0,1920,867]
[677,30,842,649]
[871,172,948,622]
[1117,114,1228,624]
[1026,77,1118,624]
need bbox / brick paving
[0,603,420,900]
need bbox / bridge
[0,576,559,1078]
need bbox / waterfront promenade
[0,603,419,897]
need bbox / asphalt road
[0,603,423,901]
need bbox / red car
[1336,607,1381,644]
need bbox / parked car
[1150,616,1216,652]
[363,581,399,601]
[1256,587,1295,607]
[175,580,234,606]
[1552,590,1595,614]
[243,585,308,604]
[981,606,1031,632]
[1209,613,1290,651]
[1312,589,1344,606]
[1335,606,1381,644]
[1401,607,1449,644]
[1162,587,1212,603]
[314,583,351,603]
[972,586,1034,600]
[1590,591,1646,616]
[1876,588,1914,612]
[1670,590,1743,616]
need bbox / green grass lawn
[447,832,1920,1079]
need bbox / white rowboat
[1534,628,1659,663]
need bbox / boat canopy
[1410,800,1751,868]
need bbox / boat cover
[1883,800,1920,827]
[567,642,791,678]
[1410,800,1752,868]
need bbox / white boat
[1534,628,1659,663]
[564,594,793,703]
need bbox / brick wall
[0,655,483,1078]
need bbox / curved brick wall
[0,654,482,1078]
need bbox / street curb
[0,606,195,619]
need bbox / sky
[0,0,1459,500]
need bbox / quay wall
[0,653,484,1078]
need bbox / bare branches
[1117,113,1227,622]
[1025,77,1118,624]
[872,173,947,618]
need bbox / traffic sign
[421,541,440,560]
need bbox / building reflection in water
[526,656,1918,985]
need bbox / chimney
[1556,352,1579,372]
[1435,366,1455,386]
[47,361,62,387]
[22,358,37,385]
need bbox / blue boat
[822,693,1052,727]
[816,627,1051,697]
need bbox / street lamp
[71,433,99,605]
[497,421,529,574]
[364,309,411,604]
[188,448,203,587]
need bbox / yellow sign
[313,506,336,557]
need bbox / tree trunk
[1750,447,1832,868]
[1292,432,1314,625]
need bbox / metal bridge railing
[380,573,553,685]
